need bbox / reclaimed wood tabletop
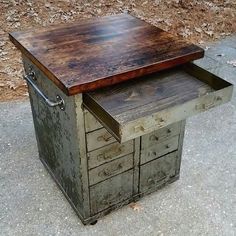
[9,14,204,95]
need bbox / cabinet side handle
[24,72,65,110]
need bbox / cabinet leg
[90,220,98,225]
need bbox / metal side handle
[24,72,65,110]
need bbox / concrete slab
[0,36,236,236]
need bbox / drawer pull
[147,172,167,185]
[147,178,155,185]
[134,125,145,132]
[150,135,159,141]
[97,147,122,161]
[166,144,170,149]
[99,163,123,177]
[167,129,171,134]
[148,151,157,156]
[195,96,223,111]
[102,191,124,205]
[155,117,165,125]
[97,133,113,142]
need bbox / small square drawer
[90,170,133,215]
[86,128,116,152]
[141,135,179,164]
[140,151,178,193]
[83,63,232,143]
[88,140,134,169]
[89,153,133,185]
[141,122,181,149]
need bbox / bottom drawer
[140,151,178,193]
[90,170,133,215]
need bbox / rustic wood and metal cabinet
[9,14,233,224]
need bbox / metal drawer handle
[195,96,222,111]
[24,72,65,110]
[102,191,124,205]
[147,178,155,185]
[167,129,171,134]
[100,163,123,177]
[150,135,159,141]
[97,133,113,142]
[97,147,123,161]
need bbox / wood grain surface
[84,66,214,123]
[9,14,204,95]
[83,63,233,142]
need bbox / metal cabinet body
[23,57,186,224]
[10,14,233,225]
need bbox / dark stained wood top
[9,14,204,95]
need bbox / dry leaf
[129,202,143,212]
[180,27,192,38]
[194,27,202,33]
[205,30,214,37]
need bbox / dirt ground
[0,0,236,102]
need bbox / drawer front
[84,109,103,133]
[88,140,134,169]
[86,128,116,152]
[83,64,232,143]
[89,154,133,185]
[90,170,133,215]
[140,151,178,193]
[141,122,181,149]
[141,135,179,164]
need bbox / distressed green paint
[23,57,186,224]
[23,57,89,219]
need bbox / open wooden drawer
[83,63,233,143]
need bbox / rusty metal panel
[89,153,133,185]
[140,151,178,193]
[90,170,133,215]
[23,57,90,219]
[175,120,186,176]
[141,135,179,164]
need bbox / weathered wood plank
[9,14,204,95]
[84,63,233,143]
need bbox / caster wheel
[90,220,98,225]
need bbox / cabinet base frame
[41,156,179,225]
